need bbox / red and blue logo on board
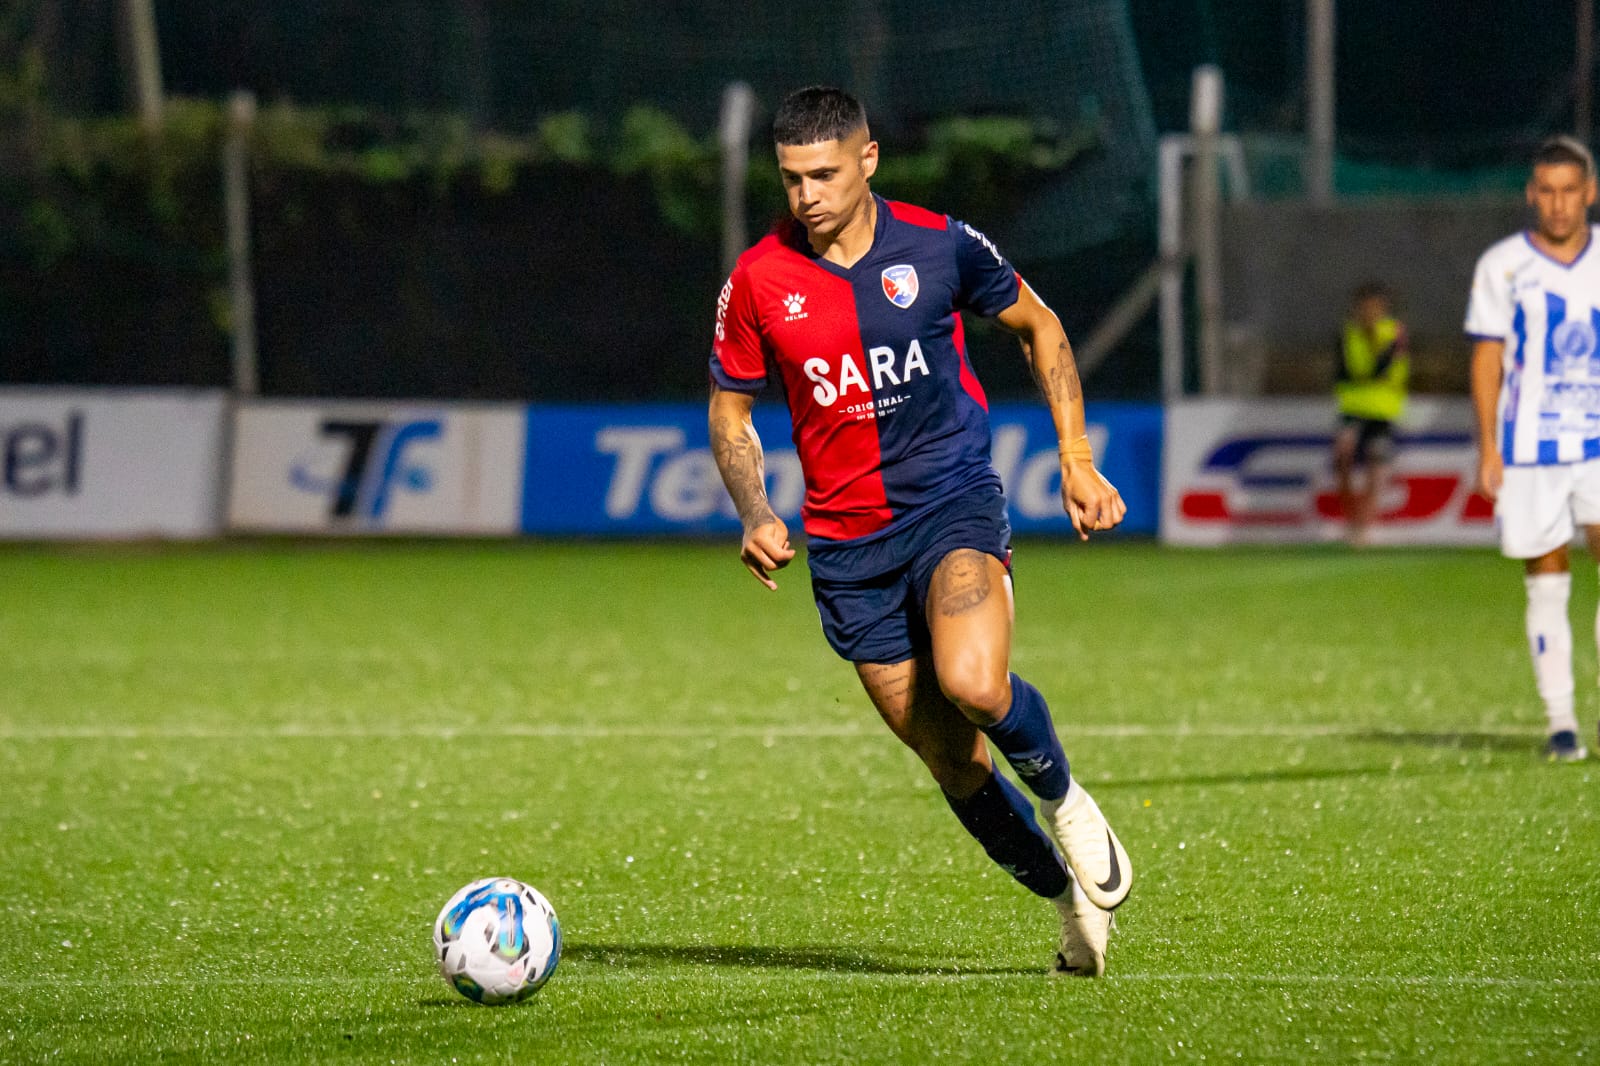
[881,265,919,309]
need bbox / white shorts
[1497,459,1600,558]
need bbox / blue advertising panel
[522,402,1161,536]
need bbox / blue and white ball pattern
[433,877,561,1005]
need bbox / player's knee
[885,721,984,791]
[910,740,988,794]
[869,703,915,748]
[938,668,1011,727]
[928,757,991,797]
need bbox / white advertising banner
[1162,397,1495,546]
[0,389,226,539]
[228,401,524,534]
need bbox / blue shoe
[1544,730,1588,762]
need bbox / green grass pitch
[1,540,1596,1064]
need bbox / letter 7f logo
[316,418,442,519]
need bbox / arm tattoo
[1045,342,1082,404]
[1027,338,1082,407]
[709,412,777,529]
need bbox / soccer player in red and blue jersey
[708,86,1131,976]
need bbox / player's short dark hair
[1351,281,1391,306]
[772,86,869,146]
[1533,135,1595,179]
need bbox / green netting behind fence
[26,0,1158,255]
[3,1,1162,396]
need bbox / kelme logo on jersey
[963,223,1005,265]
[713,276,734,342]
[781,292,808,322]
[881,265,919,308]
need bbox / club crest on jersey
[1553,318,1597,361]
[881,265,919,309]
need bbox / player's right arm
[708,263,795,590]
[1463,248,1511,502]
[1470,338,1506,501]
[708,384,793,590]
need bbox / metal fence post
[1306,0,1336,205]
[718,82,757,279]
[117,0,165,133]
[224,90,259,397]
[1190,65,1226,396]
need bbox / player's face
[1528,162,1597,245]
[776,130,879,240]
[1353,295,1388,330]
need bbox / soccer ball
[433,877,561,1005]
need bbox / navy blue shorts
[1340,415,1395,466]
[806,485,1013,664]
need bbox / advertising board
[521,402,1163,536]
[0,389,226,539]
[1162,398,1493,546]
[228,401,525,534]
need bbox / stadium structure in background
[0,1,1593,405]
[1,0,1157,401]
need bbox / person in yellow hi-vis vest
[1333,282,1409,545]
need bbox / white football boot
[1051,871,1112,977]
[1040,782,1132,911]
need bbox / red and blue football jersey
[710,194,1021,542]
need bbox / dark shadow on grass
[563,941,1037,976]
[417,990,843,1034]
[1110,757,1511,791]
[1091,728,1547,792]
[1346,729,1539,754]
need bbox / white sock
[1525,572,1577,735]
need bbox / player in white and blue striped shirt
[1467,136,1600,761]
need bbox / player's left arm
[995,280,1126,539]
[1389,324,1411,389]
[1377,323,1410,388]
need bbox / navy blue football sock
[979,673,1071,801]
[944,771,1069,899]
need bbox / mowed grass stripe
[3,972,1599,988]
[0,723,1552,739]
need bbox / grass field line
[0,723,1546,741]
[2,972,1595,990]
